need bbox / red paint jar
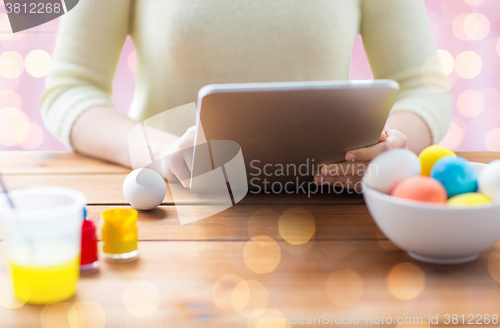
[80,219,99,273]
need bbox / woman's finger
[163,166,179,183]
[346,129,407,162]
[346,142,390,162]
[170,152,191,187]
[379,131,388,142]
[184,147,194,172]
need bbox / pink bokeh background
[0,0,499,152]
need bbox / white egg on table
[479,159,500,202]
[364,149,421,194]
[123,168,166,210]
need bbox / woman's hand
[161,126,197,188]
[314,126,408,191]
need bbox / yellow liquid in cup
[9,257,79,304]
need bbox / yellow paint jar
[101,209,138,262]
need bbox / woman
[40,0,451,189]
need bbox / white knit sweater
[41,0,452,146]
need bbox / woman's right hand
[161,126,197,188]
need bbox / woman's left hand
[314,126,408,191]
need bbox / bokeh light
[452,14,470,41]
[438,49,454,76]
[386,262,425,300]
[231,280,268,317]
[325,269,363,307]
[485,128,500,151]
[0,271,26,309]
[248,308,291,328]
[0,107,29,146]
[457,90,484,117]
[243,236,281,274]
[463,14,490,41]
[0,89,22,109]
[128,50,136,74]
[25,49,51,78]
[280,239,314,254]
[212,275,245,313]
[40,302,73,328]
[439,122,463,150]
[123,280,161,317]
[0,51,24,79]
[487,249,500,283]
[454,51,482,79]
[497,38,500,57]
[278,207,315,245]
[68,301,106,328]
[20,121,44,150]
[247,209,280,240]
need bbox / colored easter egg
[364,149,421,194]
[418,145,456,176]
[391,176,447,203]
[478,160,500,202]
[448,193,491,207]
[123,168,166,210]
[430,157,478,198]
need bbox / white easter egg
[364,149,421,194]
[479,160,500,202]
[123,168,166,210]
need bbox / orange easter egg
[391,176,447,203]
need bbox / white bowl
[363,162,500,264]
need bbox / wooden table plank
[457,151,500,164]
[1,241,499,327]
[0,152,129,175]
[89,204,383,241]
[0,204,383,241]
[1,151,498,176]
[1,151,498,206]
[2,174,365,205]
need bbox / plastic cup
[0,187,86,304]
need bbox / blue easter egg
[430,156,478,198]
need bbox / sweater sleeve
[40,0,131,147]
[360,0,452,144]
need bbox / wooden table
[1,151,500,328]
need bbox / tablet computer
[190,80,399,192]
